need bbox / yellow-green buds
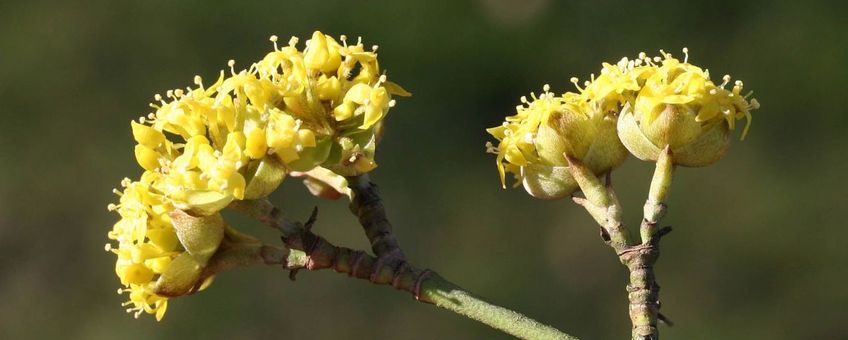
[616,49,759,166]
[487,49,760,194]
[487,85,628,199]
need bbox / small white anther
[388,99,396,107]
[193,75,202,85]
[543,84,551,92]
[269,35,278,42]
[570,77,578,84]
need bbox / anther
[682,47,689,63]
[543,84,551,92]
[288,36,299,47]
[193,75,202,86]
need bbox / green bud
[243,156,287,199]
[292,166,353,200]
[153,252,204,297]
[169,209,225,265]
[519,103,628,199]
[618,104,729,167]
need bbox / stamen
[269,35,279,50]
[288,36,299,47]
[570,77,584,92]
[227,60,236,74]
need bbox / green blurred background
[1,0,846,339]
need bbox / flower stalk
[568,154,673,340]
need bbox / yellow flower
[107,176,225,321]
[108,31,408,319]
[486,85,627,199]
[617,49,760,166]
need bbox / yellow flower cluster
[106,175,183,321]
[107,31,408,320]
[487,48,759,195]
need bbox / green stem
[567,153,673,340]
[229,198,577,340]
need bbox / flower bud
[168,209,225,265]
[291,166,353,200]
[153,252,204,297]
[487,87,628,199]
[243,156,287,199]
[617,50,758,166]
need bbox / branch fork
[566,147,675,340]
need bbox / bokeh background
[1,0,846,339]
